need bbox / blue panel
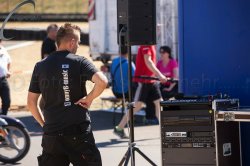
[178,0,250,165]
[179,0,250,105]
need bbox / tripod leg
[134,147,157,166]
[118,149,130,166]
[121,100,125,118]
[131,147,135,166]
[124,149,131,166]
[113,103,117,126]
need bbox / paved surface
[0,111,161,166]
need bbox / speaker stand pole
[118,45,157,166]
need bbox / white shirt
[0,45,11,77]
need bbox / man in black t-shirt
[41,24,58,59]
[28,23,108,166]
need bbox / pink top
[157,59,178,85]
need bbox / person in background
[110,46,135,99]
[41,24,58,59]
[113,45,167,138]
[157,46,178,100]
[0,39,11,115]
[111,46,157,125]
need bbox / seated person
[157,46,179,100]
[110,46,135,99]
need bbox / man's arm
[27,92,44,127]
[7,63,10,71]
[144,55,167,82]
[75,71,108,108]
[6,63,11,78]
[5,49,11,78]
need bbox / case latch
[224,112,235,121]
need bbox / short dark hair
[47,24,58,33]
[0,39,2,43]
[160,46,172,59]
[56,23,81,47]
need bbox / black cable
[118,26,131,136]
[134,75,178,82]
[118,26,136,164]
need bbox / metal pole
[41,0,44,13]
[127,45,135,166]
[7,0,10,12]
[159,0,165,46]
[171,0,178,59]
[75,0,78,13]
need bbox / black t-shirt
[29,50,98,133]
[41,37,57,59]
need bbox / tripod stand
[118,45,157,166]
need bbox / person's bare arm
[27,92,44,127]
[7,63,10,71]
[144,55,167,82]
[173,68,179,80]
[163,68,179,91]
[75,71,108,108]
[6,63,11,78]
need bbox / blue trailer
[178,0,250,165]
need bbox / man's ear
[69,38,75,47]
[70,38,74,44]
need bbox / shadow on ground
[90,110,145,131]
[15,110,147,137]
[0,163,21,165]
[96,137,159,148]
[17,116,43,137]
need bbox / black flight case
[160,98,248,166]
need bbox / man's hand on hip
[75,97,93,109]
[75,72,108,109]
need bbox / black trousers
[134,82,161,120]
[160,83,178,100]
[145,99,156,119]
[38,131,102,166]
[114,91,156,119]
[0,78,10,115]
